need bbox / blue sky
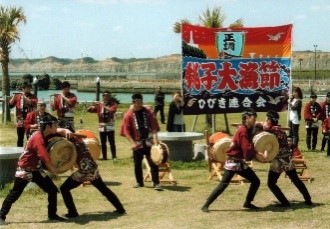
[2,0,330,60]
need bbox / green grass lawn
[0,102,330,229]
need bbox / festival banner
[181,23,292,115]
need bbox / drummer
[8,81,38,147]
[59,134,126,218]
[201,108,261,212]
[120,93,162,191]
[24,99,50,139]
[263,110,313,207]
[87,90,118,160]
[51,81,77,132]
[0,115,69,224]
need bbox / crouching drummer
[0,115,69,225]
[59,133,126,218]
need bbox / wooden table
[0,147,23,188]
[158,132,204,162]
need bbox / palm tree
[172,18,191,34]
[198,7,225,28]
[229,18,244,28]
[0,5,26,122]
[174,6,242,134]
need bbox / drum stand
[285,156,313,183]
[143,158,176,185]
[208,161,246,185]
[205,130,246,185]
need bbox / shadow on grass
[161,185,191,192]
[32,211,125,225]
[69,211,125,225]
[262,201,323,212]
[103,181,122,186]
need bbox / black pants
[100,131,116,159]
[17,126,25,147]
[288,122,300,147]
[267,169,311,205]
[60,176,125,215]
[154,105,165,123]
[306,127,318,150]
[203,167,260,207]
[0,172,58,220]
[133,146,159,186]
[321,135,330,156]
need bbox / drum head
[47,137,77,173]
[151,143,169,165]
[253,131,279,162]
[212,137,232,162]
[83,138,101,161]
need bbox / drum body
[83,138,101,161]
[76,129,101,160]
[151,143,169,165]
[47,137,77,173]
[253,131,279,162]
[211,137,232,163]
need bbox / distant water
[0,89,171,104]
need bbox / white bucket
[193,143,207,160]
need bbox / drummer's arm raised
[56,127,74,139]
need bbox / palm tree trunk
[1,60,11,122]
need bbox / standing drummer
[87,90,118,160]
[263,110,313,207]
[24,100,50,139]
[201,108,261,212]
[120,93,162,190]
[0,115,70,225]
[51,81,77,132]
[8,81,38,147]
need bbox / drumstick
[205,130,212,172]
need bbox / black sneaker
[243,202,260,209]
[201,206,209,212]
[133,183,144,188]
[154,184,163,191]
[0,218,6,225]
[65,212,79,218]
[49,214,66,221]
[114,209,126,215]
[305,200,314,206]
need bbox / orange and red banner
[182,23,292,115]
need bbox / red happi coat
[51,92,77,118]
[9,93,38,121]
[226,125,256,161]
[120,107,159,141]
[88,100,118,132]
